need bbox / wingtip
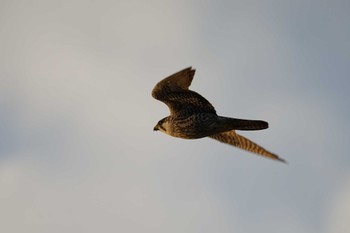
[181,66,194,72]
[184,66,196,76]
[276,157,288,164]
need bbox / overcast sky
[1,0,350,232]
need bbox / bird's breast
[168,113,218,139]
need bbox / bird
[152,67,285,163]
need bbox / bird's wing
[209,130,286,163]
[152,67,216,116]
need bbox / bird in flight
[152,67,285,163]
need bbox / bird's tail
[217,116,269,131]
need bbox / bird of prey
[152,67,285,163]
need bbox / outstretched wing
[152,67,216,116]
[209,130,286,163]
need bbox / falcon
[152,67,285,163]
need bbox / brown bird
[152,67,285,163]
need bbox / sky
[0,0,350,232]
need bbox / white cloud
[326,179,350,233]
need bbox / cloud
[326,179,350,233]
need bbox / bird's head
[153,117,170,134]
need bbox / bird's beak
[153,125,159,131]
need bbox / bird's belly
[169,114,218,139]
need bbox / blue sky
[1,0,350,232]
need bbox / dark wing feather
[152,67,216,116]
[152,67,194,97]
[209,130,286,163]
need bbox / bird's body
[152,67,285,163]
[161,114,269,139]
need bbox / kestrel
[152,67,285,163]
